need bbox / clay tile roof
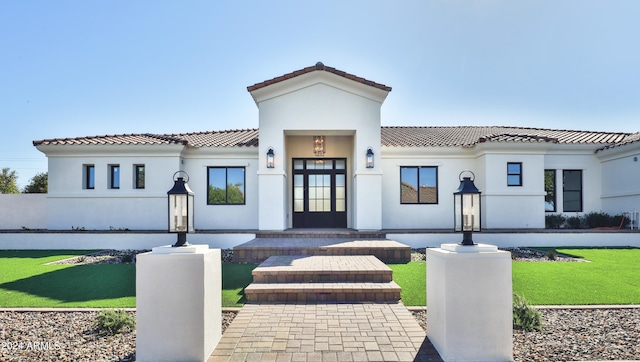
[33,133,187,146]
[597,131,640,151]
[380,126,631,148]
[33,129,260,148]
[171,129,259,147]
[247,62,392,93]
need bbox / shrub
[584,212,612,228]
[545,250,557,261]
[545,214,565,229]
[611,214,630,229]
[513,293,543,332]
[93,309,135,335]
[565,215,585,229]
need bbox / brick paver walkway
[208,302,442,362]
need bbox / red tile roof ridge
[247,62,392,93]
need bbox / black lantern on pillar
[453,171,481,245]
[266,147,275,168]
[167,171,194,247]
[366,147,374,168]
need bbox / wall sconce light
[453,171,481,246]
[266,147,275,168]
[167,171,194,247]
[313,136,325,157]
[366,147,374,168]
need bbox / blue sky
[2,1,639,188]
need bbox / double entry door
[292,158,347,228]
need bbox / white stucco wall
[380,147,477,229]
[598,145,640,217]
[0,194,47,229]
[477,144,547,229]
[182,147,259,230]
[40,144,183,230]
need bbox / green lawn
[0,250,135,308]
[512,247,640,305]
[389,261,426,306]
[2,248,639,308]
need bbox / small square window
[507,162,522,186]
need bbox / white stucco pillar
[427,244,513,361]
[136,245,222,362]
[258,172,287,230]
[352,172,383,230]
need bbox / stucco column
[258,171,287,230]
[426,244,513,361]
[136,245,222,362]
[353,172,383,230]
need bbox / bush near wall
[545,212,630,229]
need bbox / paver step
[244,281,402,303]
[233,238,411,264]
[252,255,393,283]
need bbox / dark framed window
[84,165,95,189]
[544,169,556,212]
[109,165,120,189]
[207,167,245,205]
[563,170,583,212]
[134,165,145,189]
[400,166,438,204]
[507,162,522,186]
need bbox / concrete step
[251,255,393,283]
[244,281,402,303]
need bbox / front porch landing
[233,236,411,264]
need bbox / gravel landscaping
[2,308,639,361]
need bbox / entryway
[292,158,347,228]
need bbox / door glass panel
[336,174,345,212]
[294,174,304,212]
[294,160,304,170]
[335,160,345,169]
[308,174,331,212]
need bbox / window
[507,162,522,186]
[400,166,438,204]
[84,165,95,189]
[207,167,245,205]
[134,165,145,189]
[109,165,120,189]
[563,170,582,212]
[544,170,556,212]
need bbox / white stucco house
[33,63,640,232]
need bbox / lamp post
[167,171,194,247]
[453,171,481,245]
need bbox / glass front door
[293,158,347,228]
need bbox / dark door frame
[292,158,347,228]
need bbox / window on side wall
[207,167,246,205]
[109,164,120,189]
[507,162,522,186]
[563,170,582,212]
[544,169,556,212]
[84,164,95,189]
[400,166,438,204]
[134,165,145,189]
